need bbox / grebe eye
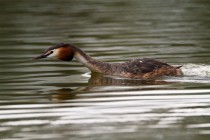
[50,49,56,54]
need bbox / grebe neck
[72,45,111,73]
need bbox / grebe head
[34,43,74,61]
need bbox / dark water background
[1,0,210,139]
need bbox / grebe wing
[122,58,171,74]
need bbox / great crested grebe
[34,43,183,79]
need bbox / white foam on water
[181,64,210,77]
[81,72,91,78]
[164,64,210,83]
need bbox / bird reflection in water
[88,73,170,86]
[49,73,172,101]
[49,88,77,102]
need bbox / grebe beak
[33,50,53,60]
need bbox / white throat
[74,52,96,72]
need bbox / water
[1,0,210,139]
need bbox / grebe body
[34,43,183,79]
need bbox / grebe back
[34,43,183,79]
